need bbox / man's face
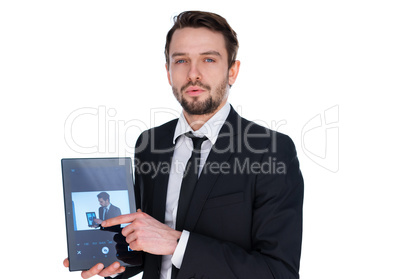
[166,27,239,116]
[98,198,108,207]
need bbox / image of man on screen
[92,192,122,226]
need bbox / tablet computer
[62,157,142,271]
[86,212,97,227]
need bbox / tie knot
[185,132,208,151]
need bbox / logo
[301,105,339,173]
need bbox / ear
[228,60,241,86]
[165,63,172,86]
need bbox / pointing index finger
[101,213,137,228]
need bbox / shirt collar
[173,102,231,145]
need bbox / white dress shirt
[102,203,111,220]
[160,102,231,279]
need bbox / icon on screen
[102,247,109,255]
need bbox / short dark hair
[97,192,110,201]
[165,11,239,69]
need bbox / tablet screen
[61,157,141,271]
[86,212,97,227]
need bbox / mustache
[180,81,211,92]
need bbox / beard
[172,77,229,115]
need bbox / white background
[1,1,401,278]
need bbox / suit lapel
[184,107,241,231]
[151,121,177,223]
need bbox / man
[64,10,303,279]
[92,192,122,226]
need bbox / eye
[205,58,215,63]
[175,59,186,64]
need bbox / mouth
[185,86,206,96]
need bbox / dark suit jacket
[124,106,303,279]
[99,204,121,220]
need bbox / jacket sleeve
[178,135,304,279]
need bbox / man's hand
[102,210,182,256]
[63,258,125,279]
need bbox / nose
[187,62,201,82]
